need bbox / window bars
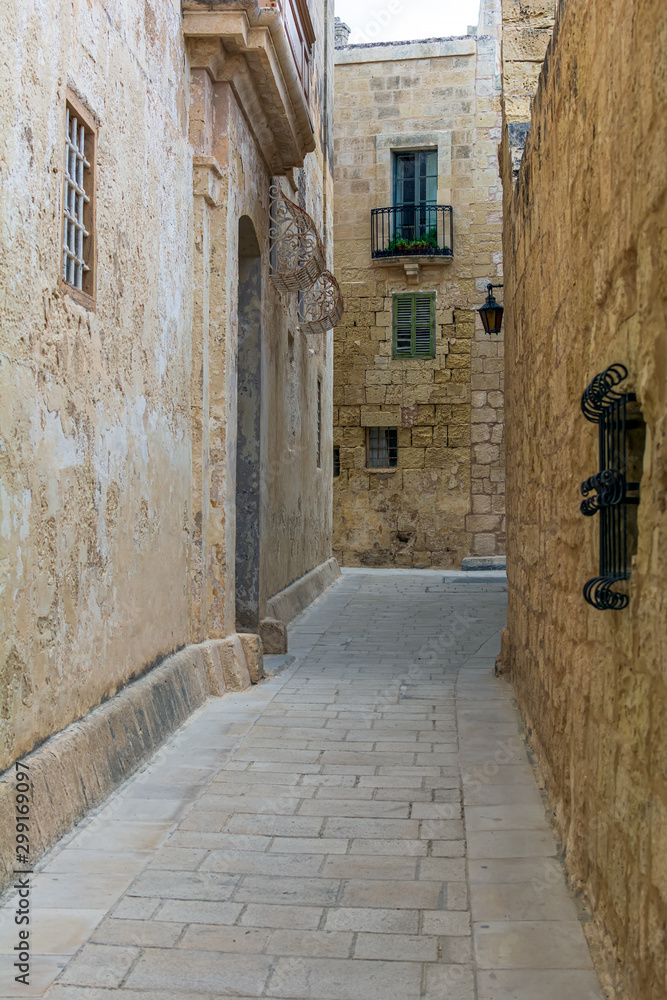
[367,427,398,469]
[62,106,91,292]
[580,363,642,610]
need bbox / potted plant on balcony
[386,226,442,255]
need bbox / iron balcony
[371,205,453,260]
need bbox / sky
[334,0,483,45]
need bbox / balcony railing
[371,205,453,260]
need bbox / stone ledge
[0,635,253,893]
[462,555,507,571]
[266,557,341,625]
[335,37,476,64]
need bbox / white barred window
[61,93,96,306]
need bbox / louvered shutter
[394,296,414,356]
[414,294,434,356]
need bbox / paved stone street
[0,570,603,1000]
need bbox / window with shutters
[393,293,435,359]
[61,92,97,308]
[366,427,398,469]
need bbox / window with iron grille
[366,427,398,469]
[393,293,435,358]
[333,447,340,478]
[61,92,96,307]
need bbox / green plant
[386,226,441,254]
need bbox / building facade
[332,1,505,569]
[499,1,667,998]
[0,0,338,878]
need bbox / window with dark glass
[392,149,437,243]
[366,427,398,469]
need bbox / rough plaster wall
[0,0,193,771]
[500,1,667,996]
[332,14,504,568]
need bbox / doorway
[235,217,262,632]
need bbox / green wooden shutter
[393,293,435,358]
[414,294,434,356]
[394,295,414,356]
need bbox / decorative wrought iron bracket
[269,181,344,332]
[299,270,344,335]
[269,183,326,292]
[580,363,640,610]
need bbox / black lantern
[478,283,504,335]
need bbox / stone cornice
[183,2,316,174]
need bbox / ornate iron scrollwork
[580,363,641,610]
[299,270,344,335]
[580,469,625,516]
[269,182,326,292]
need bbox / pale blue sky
[334,0,482,45]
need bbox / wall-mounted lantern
[478,283,504,335]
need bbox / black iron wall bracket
[580,363,640,610]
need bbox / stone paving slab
[0,570,604,1000]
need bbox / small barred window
[61,94,96,306]
[367,427,398,469]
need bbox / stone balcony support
[183,0,316,174]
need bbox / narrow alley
[0,571,602,1000]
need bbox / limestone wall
[264,0,335,601]
[333,3,506,569]
[0,0,334,771]
[500,0,667,996]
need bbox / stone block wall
[500,0,667,997]
[333,4,506,568]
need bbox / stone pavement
[0,569,604,1000]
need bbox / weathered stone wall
[0,0,194,772]
[500,1,667,997]
[264,0,335,601]
[333,2,506,569]
[0,0,334,772]
[501,0,554,123]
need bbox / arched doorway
[235,217,262,632]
